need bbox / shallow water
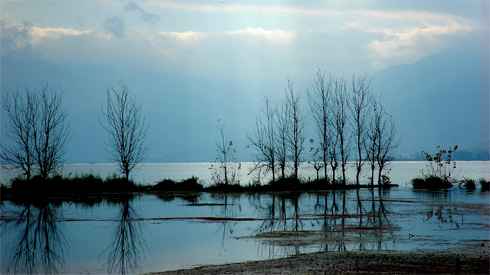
[1,188,489,274]
[1,162,489,274]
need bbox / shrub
[459,178,476,190]
[421,145,458,182]
[152,177,204,191]
[412,176,453,189]
[479,178,490,191]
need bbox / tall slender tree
[332,77,351,185]
[275,100,289,179]
[101,81,147,181]
[285,78,306,180]
[349,74,373,186]
[247,96,277,182]
[307,69,332,182]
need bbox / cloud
[1,16,31,54]
[103,15,125,39]
[158,31,204,42]
[103,1,160,39]
[224,28,296,43]
[125,1,160,24]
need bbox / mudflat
[152,241,489,274]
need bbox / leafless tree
[275,100,289,179]
[375,106,398,186]
[349,74,373,186]
[285,78,306,180]
[1,89,38,179]
[247,96,277,182]
[212,119,240,185]
[1,84,69,180]
[33,86,70,180]
[365,100,379,187]
[307,69,332,181]
[101,81,147,181]
[365,99,398,186]
[332,77,351,185]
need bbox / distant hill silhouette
[372,50,487,160]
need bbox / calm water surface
[1,162,489,274]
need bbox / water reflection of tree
[104,197,146,274]
[249,189,395,257]
[4,201,67,274]
[209,193,241,255]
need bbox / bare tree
[375,106,398,186]
[365,100,379,187]
[349,74,373,186]
[285,78,306,180]
[33,85,70,180]
[101,82,147,181]
[332,76,351,185]
[275,100,289,179]
[247,96,277,182]
[1,84,69,180]
[1,89,38,179]
[212,119,240,185]
[307,69,332,182]
[365,99,398,186]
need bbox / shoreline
[150,242,490,274]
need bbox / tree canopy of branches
[1,84,70,180]
[247,96,277,182]
[101,82,148,181]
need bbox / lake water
[1,162,489,274]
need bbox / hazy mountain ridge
[373,50,486,159]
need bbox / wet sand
[151,241,489,274]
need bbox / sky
[1,1,483,80]
[0,1,487,163]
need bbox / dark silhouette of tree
[307,69,332,182]
[100,81,147,181]
[349,74,373,186]
[285,78,306,180]
[212,119,240,185]
[366,99,398,186]
[275,100,289,179]
[1,83,69,180]
[375,105,398,186]
[332,77,351,185]
[247,96,277,182]
[1,89,38,179]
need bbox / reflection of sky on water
[1,188,489,273]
